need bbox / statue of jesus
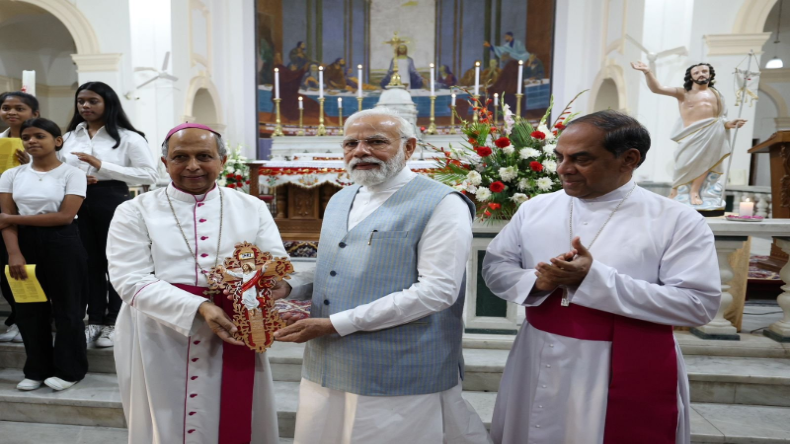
[631,61,746,207]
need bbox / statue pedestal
[376,85,418,134]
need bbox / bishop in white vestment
[482,111,721,444]
[108,123,294,444]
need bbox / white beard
[345,148,406,187]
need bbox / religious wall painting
[255,0,555,138]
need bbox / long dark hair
[21,117,64,151]
[66,81,145,148]
[683,63,716,91]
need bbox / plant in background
[432,90,587,222]
[219,143,251,192]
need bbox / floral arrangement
[219,144,251,192]
[432,91,586,221]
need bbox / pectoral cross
[383,32,409,88]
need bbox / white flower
[519,148,541,159]
[226,167,236,175]
[503,104,515,136]
[475,163,486,172]
[502,146,515,155]
[453,183,467,192]
[218,178,227,186]
[475,187,492,201]
[543,142,557,155]
[536,177,553,191]
[465,183,478,193]
[467,171,482,186]
[499,166,518,182]
[517,178,530,191]
[538,124,555,141]
[510,193,529,204]
[542,159,557,173]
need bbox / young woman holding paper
[61,82,157,349]
[0,91,37,344]
[0,117,88,391]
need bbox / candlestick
[319,66,324,99]
[357,96,363,113]
[430,63,435,96]
[272,98,284,137]
[297,97,305,136]
[426,95,437,135]
[473,95,480,122]
[493,93,499,128]
[474,61,480,96]
[357,64,363,98]
[739,200,754,217]
[338,100,344,136]
[517,60,524,95]
[317,97,327,136]
[515,93,524,122]
[22,70,36,96]
[274,67,280,99]
[450,93,457,134]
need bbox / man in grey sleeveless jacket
[275,108,491,444]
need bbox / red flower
[531,131,546,140]
[226,173,234,178]
[480,116,488,123]
[555,122,566,130]
[245,180,250,184]
[420,126,426,132]
[530,161,544,172]
[484,210,492,217]
[486,98,492,104]
[227,183,235,189]
[468,137,477,145]
[475,146,493,157]
[488,203,501,210]
[489,181,506,193]
[236,174,243,180]
[494,137,511,148]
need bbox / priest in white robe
[482,110,721,444]
[275,108,491,444]
[107,123,295,444]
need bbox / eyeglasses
[340,136,406,152]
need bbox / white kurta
[293,168,491,444]
[482,180,721,444]
[107,184,294,444]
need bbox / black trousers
[77,180,130,326]
[15,224,88,382]
[0,239,15,326]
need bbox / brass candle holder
[426,96,438,135]
[357,96,363,113]
[317,97,327,136]
[338,105,344,136]
[297,108,305,136]
[272,98,284,137]
[450,104,457,134]
[515,93,524,122]
[472,95,480,123]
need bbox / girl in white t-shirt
[0,118,88,392]
[0,91,38,344]
[61,81,157,349]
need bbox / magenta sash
[527,290,678,443]
[175,283,255,444]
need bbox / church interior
[0,0,790,443]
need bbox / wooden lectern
[748,131,790,271]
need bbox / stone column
[766,237,790,342]
[691,236,746,340]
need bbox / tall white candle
[474,61,480,96]
[273,67,280,99]
[430,63,435,96]
[357,64,363,98]
[517,60,524,95]
[494,93,498,107]
[319,66,324,99]
[22,70,35,97]
[338,97,343,109]
[451,93,456,106]
[298,96,303,109]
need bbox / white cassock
[482,179,721,444]
[107,184,295,444]
[293,167,492,444]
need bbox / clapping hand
[534,237,593,289]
